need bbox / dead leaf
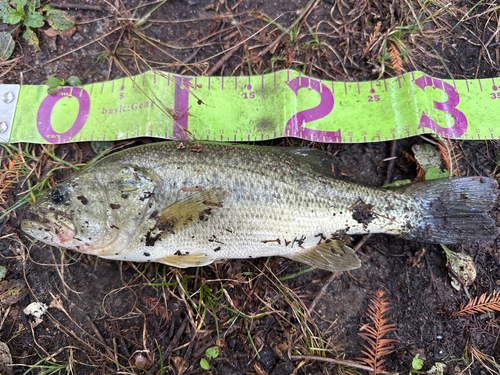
[43,28,59,38]
[171,355,187,374]
[59,26,76,40]
[49,294,65,311]
[411,248,425,268]
[189,142,203,152]
[43,26,76,40]
[0,280,28,307]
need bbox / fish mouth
[22,209,76,245]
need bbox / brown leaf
[171,355,187,374]
[189,142,203,152]
[0,280,28,307]
[43,26,76,40]
[59,26,76,40]
[248,51,261,64]
[43,28,59,38]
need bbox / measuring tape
[0,70,497,144]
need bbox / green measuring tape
[0,70,497,144]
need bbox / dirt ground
[1,0,500,374]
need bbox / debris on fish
[21,142,499,272]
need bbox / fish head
[22,163,158,256]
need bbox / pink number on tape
[37,88,90,144]
[415,76,468,137]
[173,77,192,140]
[285,77,341,142]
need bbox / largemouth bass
[22,142,499,272]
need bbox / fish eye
[51,185,67,204]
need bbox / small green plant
[0,0,74,49]
[46,75,82,95]
[200,346,220,370]
[410,353,424,373]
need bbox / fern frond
[388,42,403,76]
[362,21,382,58]
[453,291,500,317]
[0,152,21,199]
[357,289,398,374]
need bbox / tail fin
[401,177,498,244]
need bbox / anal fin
[157,253,215,268]
[286,240,360,272]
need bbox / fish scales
[22,142,499,272]
[101,143,404,256]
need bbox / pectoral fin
[157,188,226,232]
[157,253,215,268]
[286,240,360,272]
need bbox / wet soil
[1,1,500,374]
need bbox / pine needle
[452,291,500,317]
[358,289,398,374]
[465,344,500,374]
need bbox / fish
[21,141,499,272]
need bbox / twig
[207,44,241,75]
[385,140,397,185]
[149,316,189,373]
[40,26,122,67]
[309,234,372,313]
[0,306,11,331]
[259,0,320,56]
[48,3,102,11]
[231,0,245,10]
[290,355,398,374]
[86,315,116,359]
[175,47,201,74]
[308,272,337,313]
